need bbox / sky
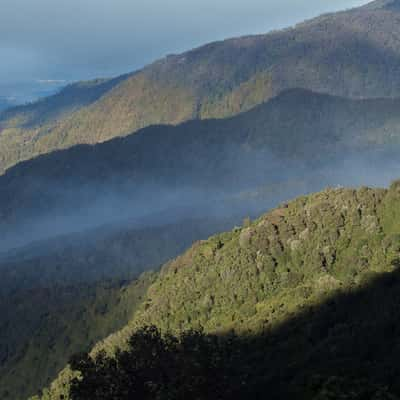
[0,0,371,87]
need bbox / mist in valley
[1,144,399,262]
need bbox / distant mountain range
[2,0,400,174]
[0,96,21,112]
[2,88,400,254]
[0,98,13,112]
[4,1,400,399]
[0,80,67,111]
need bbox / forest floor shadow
[69,268,400,399]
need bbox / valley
[2,1,400,399]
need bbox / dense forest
[31,181,400,399]
[0,216,237,400]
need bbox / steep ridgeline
[35,181,400,399]
[2,0,400,172]
[3,89,400,253]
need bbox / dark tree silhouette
[69,326,248,400]
[69,271,400,400]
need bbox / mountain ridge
[4,2,400,398]
[3,88,400,254]
[32,180,400,399]
[2,0,400,173]
[3,87,400,255]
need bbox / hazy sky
[0,0,371,85]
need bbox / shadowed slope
[3,89,400,253]
[0,274,155,400]
[67,268,400,399]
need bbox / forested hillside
[3,1,400,399]
[1,0,400,173]
[0,274,155,400]
[33,180,400,399]
[0,215,236,400]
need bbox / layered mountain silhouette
[2,88,400,254]
[3,1,400,399]
[2,0,400,173]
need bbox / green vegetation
[0,274,155,400]
[4,2,400,398]
[1,0,400,173]
[68,326,248,400]
[32,180,400,399]
[0,217,235,400]
[69,321,400,400]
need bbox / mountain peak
[362,0,400,10]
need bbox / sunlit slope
[36,180,400,399]
[2,0,400,173]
